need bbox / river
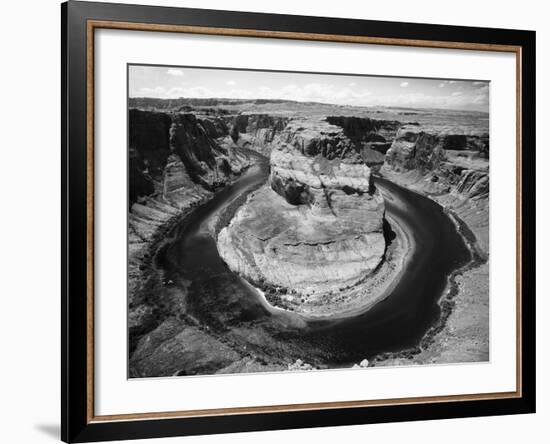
[156,153,471,371]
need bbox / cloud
[178,86,216,98]
[472,94,489,104]
[400,82,409,87]
[138,86,208,98]
[166,68,185,76]
[439,83,445,88]
[256,83,372,105]
[226,80,236,86]
[360,90,488,111]
[133,80,488,111]
[138,86,167,96]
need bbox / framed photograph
[61,1,536,442]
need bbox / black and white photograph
[128,65,490,378]
[0,0,545,442]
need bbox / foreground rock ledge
[218,118,392,315]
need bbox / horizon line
[128,96,489,114]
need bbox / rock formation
[381,124,489,199]
[217,118,389,314]
[129,110,250,198]
[228,114,290,155]
[127,98,490,376]
[377,120,490,367]
[128,109,251,333]
[319,116,400,168]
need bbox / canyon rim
[127,65,490,378]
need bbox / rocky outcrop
[218,118,389,314]
[129,110,172,206]
[381,124,489,199]
[384,125,446,172]
[269,119,381,219]
[326,116,400,143]
[228,114,290,155]
[130,319,242,377]
[455,169,489,198]
[169,113,248,189]
[376,121,490,367]
[129,110,249,199]
[324,116,400,168]
[128,109,251,330]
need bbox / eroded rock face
[455,169,489,198]
[218,118,386,309]
[129,110,172,206]
[129,110,248,199]
[128,109,251,322]
[130,319,242,377]
[326,116,400,144]
[376,120,490,368]
[382,124,489,199]
[270,120,380,220]
[385,126,444,173]
[170,113,246,189]
[324,116,400,167]
[228,114,290,155]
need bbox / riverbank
[128,190,211,353]
[128,150,258,353]
[131,168,479,378]
[130,152,296,377]
[373,170,489,366]
[236,207,413,320]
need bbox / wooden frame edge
[515,46,523,399]
[84,18,525,425]
[89,19,521,52]
[90,391,520,423]
[86,18,95,424]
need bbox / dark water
[157,157,471,369]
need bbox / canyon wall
[325,116,400,167]
[129,110,249,197]
[381,124,489,199]
[227,114,290,155]
[129,109,405,321]
[128,109,251,335]
[376,121,490,366]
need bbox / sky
[129,65,489,112]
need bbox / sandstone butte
[217,118,390,313]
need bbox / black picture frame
[61,1,536,442]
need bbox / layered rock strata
[325,116,400,167]
[218,118,397,315]
[228,114,290,155]
[376,123,490,365]
[128,110,251,332]
[381,124,489,199]
[127,101,490,374]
